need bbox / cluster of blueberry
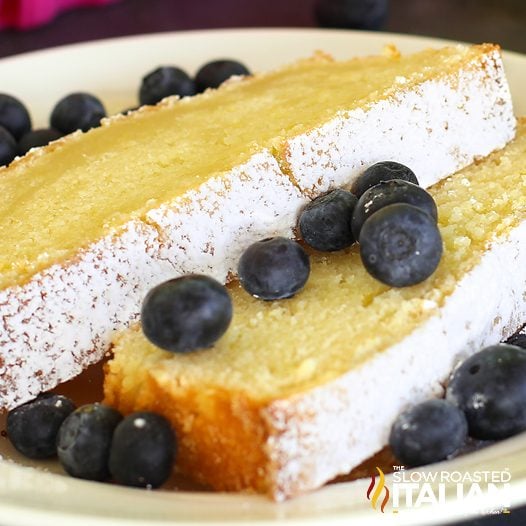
[0,91,105,167]
[7,397,176,488]
[139,59,250,106]
[0,59,250,168]
[0,94,41,166]
[389,335,526,467]
[299,161,442,287]
[141,161,443,354]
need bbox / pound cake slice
[105,119,526,500]
[0,44,515,410]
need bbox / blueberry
[17,128,62,156]
[299,189,358,251]
[195,60,250,92]
[0,93,31,140]
[506,332,526,349]
[0,125,17,166]
[446,344,526,440]
[238,237,310,300]
[359,203,442,287]
[315,0,388,30]
[389,399,468,467]
[6,394,76,459]
[50,92,106,134]
[139,66,196,106]
[351,179,437,240]
[141,275,232,353]
[109,412,176,488]
[351,161,419,198]
[57,403,122,481]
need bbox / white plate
[0,28,525,526]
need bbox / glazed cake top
[0,44,498,289]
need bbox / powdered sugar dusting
[263,220,526,500]
[133,418,147,429]
[146,151,305,284]
[471,392,488,410]
[0,220,180,410]
[285,49,515,196]
[0,153,304,410]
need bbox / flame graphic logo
[367,467,390,513]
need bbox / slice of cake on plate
[0,43,515,410]
[104,119,526,500]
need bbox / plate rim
[0,27,525,526]
[2,26,525,64]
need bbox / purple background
[0,0,525,58]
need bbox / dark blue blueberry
[50,92,106,134]
[389,399,468,467]
[0,125,17,166]
[57,403,122,481]
[446,344,526,440]
[0,93,31,140]
[506,332,526,349]
[195,60,250,92]
[17,128,63,156]
[315,0,388,30]
[351,161,419,198]
[141,275,232,353]
[139,66,196,106]
[351,179,437,240]
[299,189,358,251]
[6,394,76,459]
[109,412,176,488]
[238,237,310,300]
[359,203,442,287]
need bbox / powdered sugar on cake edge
[0,153,304,410]
[264,220,526,500]
[285,48,515,195]
[0,46,516,410]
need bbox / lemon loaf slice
[104,119,526,500]
[0,44,515,410]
